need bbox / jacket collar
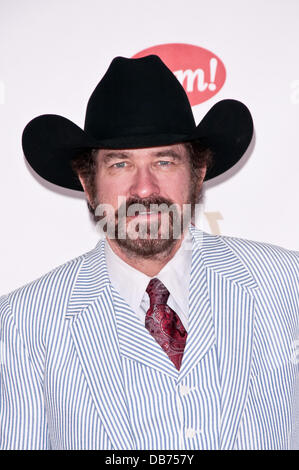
[67,226,258,314]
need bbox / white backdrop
[0,0,298,295]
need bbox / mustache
[115,196,175,218]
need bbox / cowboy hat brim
[22,99,253,191]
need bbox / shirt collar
[104,230,193,316]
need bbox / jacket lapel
[178,230,216,382]
[67,241,135,450]
[190,227,259,449]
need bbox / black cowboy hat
[22,55,253,191]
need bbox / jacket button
[185,428,196,438]
[180,384,190,396]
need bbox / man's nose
[129,167,160,198]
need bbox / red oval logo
[132,43,226,106]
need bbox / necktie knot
[146,278,169,306]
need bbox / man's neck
[106,237,186,277]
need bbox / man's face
[86,144,206,258]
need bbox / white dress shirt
[104,232,193,331]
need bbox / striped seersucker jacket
[0,226,298,450]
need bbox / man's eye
[158,160,172,166]
[113,162,127,168]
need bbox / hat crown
[84,55,196,141]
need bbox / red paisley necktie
[145,278,187,370]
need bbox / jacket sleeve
[0,295,50,449]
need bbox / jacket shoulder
[196,228,298,298]
[219,234,298,274]
[0,250,90,328]
[4,252,84,298]
[214,234,298,311]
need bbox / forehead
[97,143,189,160]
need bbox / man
[0,55,298,450]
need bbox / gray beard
[111,184,201,259]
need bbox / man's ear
[199,165,207,184]
[78,175,93,206]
